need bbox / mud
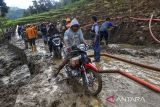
[104,44,160,57]
[0,33,160,107]
[0,44,30,107]
[8,35,102,107]
[95,44,160,107]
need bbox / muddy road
[96,51,160,107]
[0,43,30,107]
[0,35,160,107]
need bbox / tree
[28,6,36,14]
[0,0,9,39]
[60,0,80,6]
[0,0,9,17]
[23,0,81,16]
[32,0,40,14]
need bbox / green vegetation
[0,17,7,40]
[6,0,90,26]
[0,29,3,39]
[0,0,9,40]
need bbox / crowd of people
[5,27,16,42]
[5,16,113,75]
[16,22,64,52]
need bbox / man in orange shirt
[26,24,37,52]
[32,24,38,39]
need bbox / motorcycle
[64,44,102,96]
[48,34,63,59]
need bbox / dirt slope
[66,0,160,45]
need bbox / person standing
[100,17,113,46]
[40,23,48,45]
[56,21,62,33]
[5,28,11,42]
[26,24,37,52]
[22,26,29,49]
[91,16,100,62]
[65,17,71,29]
[32,24,38,39]
[18,25,22,38]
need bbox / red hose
[99,69,160,92]
[119,71,160,92]
[149,14,160,43]
[88,53,160,72]
[82,16,160,29]
[101,53,160,72]
[130,17,160,22]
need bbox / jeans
[42,35,47,45]
[93,45,100,61]
[93,37,100,61]
[48,38,53,53]
[100,31,108,44]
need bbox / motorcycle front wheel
[54,48,62,59]
[82,69,102,96]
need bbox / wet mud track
[94,44,160,107]
[0,35,160,107]
[0,44,30,107]
[8,36,102,107]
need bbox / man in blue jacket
[100,17,113,46]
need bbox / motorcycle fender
[84,63,99,72]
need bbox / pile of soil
[60,0,160,45]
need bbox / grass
[6,0,90,26]
[0,29,4,41]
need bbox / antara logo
[106,95,145,104]
[106,95,115,104]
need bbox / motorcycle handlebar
[65,44,89,53]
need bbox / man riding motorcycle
[47,23,60,56]
[54,18,87,77]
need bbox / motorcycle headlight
[52,38,60,45]
[78,44,86,51]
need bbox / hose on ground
[149,14,160,43]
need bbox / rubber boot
[33,45,37,52]
[31,45,34,52]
